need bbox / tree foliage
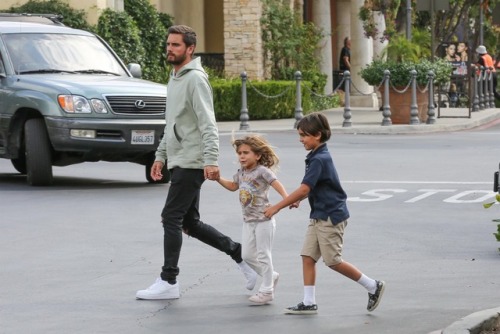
[96,9,146,66]
[124,0,170,83]
[411,0,500,56]
[260,0,326,92]
[7,0,91,30]
[361,0,500,58]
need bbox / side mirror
[127,63,142,79]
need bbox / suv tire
[11,147,27,174]
[25,118,53,186]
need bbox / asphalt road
[1,125,499,334]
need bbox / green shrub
[260,0,326,93]
[95,9,146,66]
[124,0,167,83]
[211,79,313,121]
[360,58,453,87]
[7,0,91,30]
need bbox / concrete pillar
[312,0,333,94]
[335,0,350,71]
[350,0,378,108]
[107,0,124,11]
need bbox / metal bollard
[381,70,391,126]
[239,71,250,131]
[484,67,492,108]
[294,71,304,129]
[479,66,485,110]
[342,71,352,127]
[409,70,419,125]
[489,67,495,108]
[472,65,479,111]
[426,70,436,124]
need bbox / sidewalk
[217,107,500,135]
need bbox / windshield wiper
[18,69,78,74]
[74,69,120,76]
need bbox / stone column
[107,0,124,12]
[312,0,333,94]
[335,0,350,70]
[350,0,378,107]
[223,0,264,80]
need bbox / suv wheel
[25,118,53,186]
[145,157,170,184]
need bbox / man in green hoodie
[136,25,257,300]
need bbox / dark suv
[0,14,168,185]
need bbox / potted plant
[360,34,453,124]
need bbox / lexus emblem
[135,100,146,109]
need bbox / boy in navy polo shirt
[264,112,385,315]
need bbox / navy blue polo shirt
[301,143,350,225]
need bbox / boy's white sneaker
[136,278,180,300]
[238,262,257,290]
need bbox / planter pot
[380,86,429,124]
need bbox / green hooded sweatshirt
[155,57,219,169]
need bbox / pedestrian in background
[339,37,351,72]
[215,135,291,305]
[476,45,500,100]
[136,25,257,300]
[264,112,385,315]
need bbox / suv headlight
[90,99,108,113]
[58,95,92,113]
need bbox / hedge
[212,80,313,121]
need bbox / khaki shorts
[300,218,347,267]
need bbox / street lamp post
[406,0,412,40]
[480,0,484,45]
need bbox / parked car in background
[0,13,168,186]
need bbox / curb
[330,111,500,135]
[439,307,500,334]
[217,108,500,135]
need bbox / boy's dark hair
[296,112,331,143]
[167,25,197,47]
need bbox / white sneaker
[136,278,180,300]
[249,292,273,305]
[238,261,257,290]
[273,272,280,291]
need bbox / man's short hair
[167,25,197,47]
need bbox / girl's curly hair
[232,135,279,170]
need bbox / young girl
[216,135,289,305]
[264,112,385,314]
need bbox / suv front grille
[104,95,166,115]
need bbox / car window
[3,33,128,76]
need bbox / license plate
[131,130,155,145]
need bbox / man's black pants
[160,167,242,283]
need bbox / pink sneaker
[249,292,273,305]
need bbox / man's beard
[167,52,187,65]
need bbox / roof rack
[0,13,64,25]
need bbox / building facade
[0,0,379,106]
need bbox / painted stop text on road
[344,181,496,203]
